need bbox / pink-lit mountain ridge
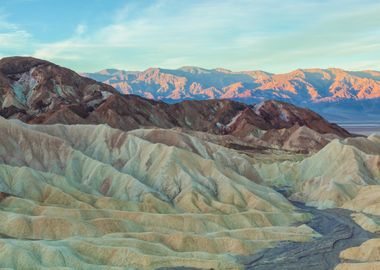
[83,66,380,103]
[83,67,380,121]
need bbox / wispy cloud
[0,13,32,51]
[75,24,87,35]
[1,0,380,72]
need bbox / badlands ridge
[0,57,379,269]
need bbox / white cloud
[0,13,32,51]
[75,24,87,35]
[0,0,377,72]
[29,1,265,70]
[33,39,85,61]
[0,30,31,49]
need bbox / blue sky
[1,0,380,72]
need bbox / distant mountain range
[82,67,380,121]
[0,56,350,153]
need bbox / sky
[1,0,380,73]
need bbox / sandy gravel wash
[239,202,377,270]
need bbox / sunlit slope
[249,132,380,270]
[335,239,380,270]
[254,135,380,208]
[0,117,316,269]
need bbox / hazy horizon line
[2,55,380,75]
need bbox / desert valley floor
[339,122,380,136]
